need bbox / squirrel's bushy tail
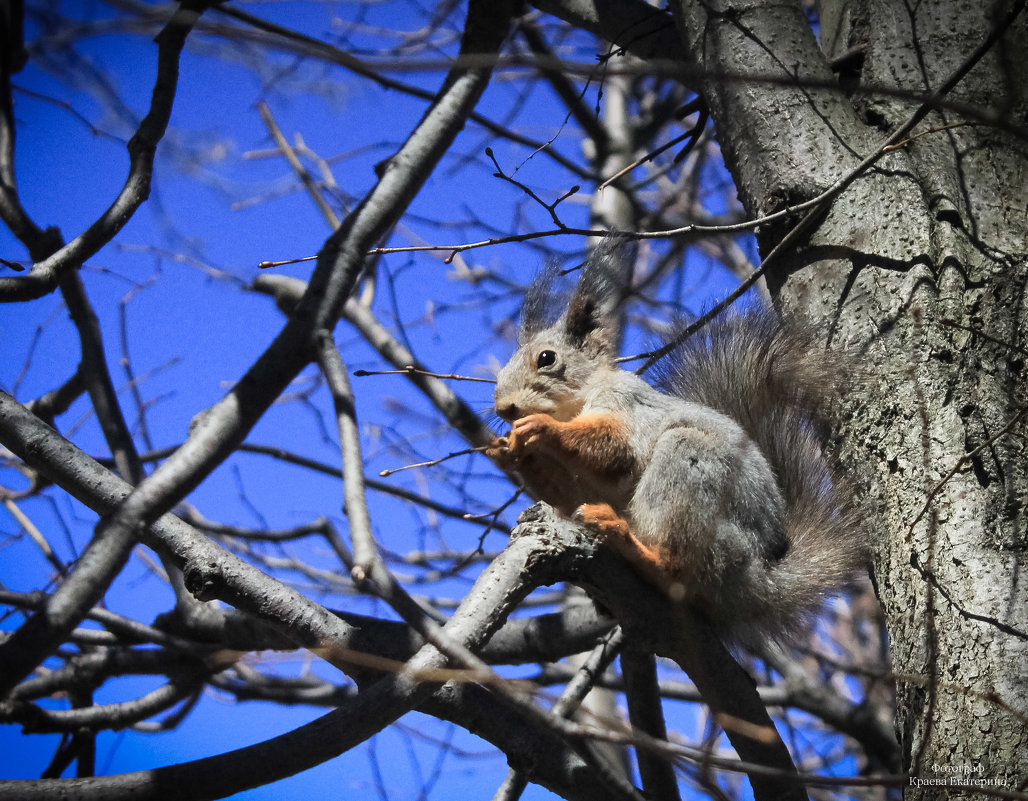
[653,309,866,637]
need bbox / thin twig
[598,101,707,191]
[354,366,495,383]
[882,120,980,152]
[485,147,580,229]
[2,498,65,573]
[257,101,341,229]
[379,446,491,477]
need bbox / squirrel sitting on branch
[489,239,865,645]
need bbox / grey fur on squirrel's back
[651,310,866,638]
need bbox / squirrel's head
[494,239,628,423]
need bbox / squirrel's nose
[496,402,520,422]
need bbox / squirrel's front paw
[485,435,509,455]
[573,503,630,541]
[485,436,514,466]
[507,413,557,456]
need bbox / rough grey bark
[664,0,1028,794]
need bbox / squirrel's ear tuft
[520,261,566,341]
[563,235,633,354]
[564,294,607,347]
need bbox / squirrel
[488,239,865,643]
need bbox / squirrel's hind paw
[574,504,678,596]
[573,503,630,540]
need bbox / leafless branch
[0,2,208,300]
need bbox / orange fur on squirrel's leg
[574,503,683,600]
[508,413,636,480]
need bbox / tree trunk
[668,0,1028,793]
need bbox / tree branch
[315,331,509,685]
[499,627,628,798]
[529,0,681,68]
[253,273,498,449]
[0,0,518,696]
[0,1,207,300]
[0,493,580,801]
[621,647,681,801]
[0,391,361,686]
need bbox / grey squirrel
[489,239,865,643]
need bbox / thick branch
[500,628,629,799]
[665,0,865,221]
[622,648,681,801]
[0,584,613,673]
[426,681,639,801]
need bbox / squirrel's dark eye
[536,350,557,369]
